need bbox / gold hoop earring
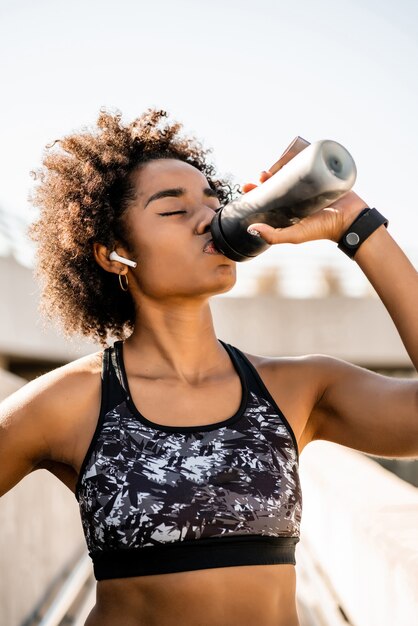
[119,272,129,292]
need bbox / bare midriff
[84,563,300,626]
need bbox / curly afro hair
[29,108,237,347]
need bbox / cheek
[136,226,195,265]
[133,238,195,289]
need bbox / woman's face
[124,158,236,301]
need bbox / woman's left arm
[354,221,418,370]
[247,187,418,458]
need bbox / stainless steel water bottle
[210,137,357,261]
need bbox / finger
[247,221,313,245]
[259,170,273,183]
[247,223,284,244]
[241,183,258,194]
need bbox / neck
[124,297,227,384]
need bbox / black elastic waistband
[91,535,299,581]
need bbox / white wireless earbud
[109,251,137,268]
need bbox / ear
[93,243,130,274]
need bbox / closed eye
[158,211,187,216]
[159,208,222,217]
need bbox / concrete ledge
[0,368,27,400]
[0,255,98,363]
[297,441,418,626]
[210,295,411,367]
[1,254,413,367]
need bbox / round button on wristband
[337,207,388,259]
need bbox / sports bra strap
[103,343,127,413]
[220,341,267,399]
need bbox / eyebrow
[144,186,219,208]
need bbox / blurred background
[0,1,417,625]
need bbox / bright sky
[1,0,417,292]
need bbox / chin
[210,272,237,295]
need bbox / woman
[1,109,417,626]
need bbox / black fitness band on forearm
[337,207,389,259]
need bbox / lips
[203,238,221,254]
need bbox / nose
[195,205,221,236]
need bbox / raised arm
[354,223,418,371]
[246,187,418,459]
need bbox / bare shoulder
[32,349,103,400]
[40,350,104,451]
[241,349,328,398]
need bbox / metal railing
[37,554,93,626]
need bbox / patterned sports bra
[75,340,302,580]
